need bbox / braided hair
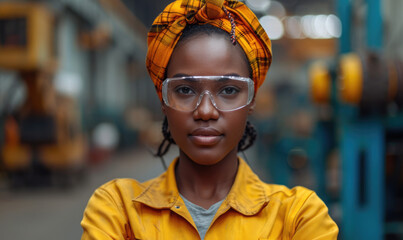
[155,117,175,158]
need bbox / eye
[220,86,240,95]
[175,86,195,95]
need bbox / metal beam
[366,0,383,51]
[337,0,352,53]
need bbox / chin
[193,158,222,166]
[180,146,236,166]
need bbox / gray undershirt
[180,194,224,240]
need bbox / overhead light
[267,1,286,18]
[285,16,305,39]
[314,15,332,39]
[92,123,119,150]
[259,15,284,40]
[326,14,342,38]
[246,0,271,13]
[301,15,318,39]
[283,14,342,40]
[55,71,82,97]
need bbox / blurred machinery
[0,0,152,187]
[0,2,86,187]
[308,0,403,239]
[251,0,403,239]
[310,53,403,240]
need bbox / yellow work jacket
[81,158,338,239]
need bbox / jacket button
[175,206,180,209]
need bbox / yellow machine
[309,61,332,104]
[0,2,86,187]
[309,53,403,109]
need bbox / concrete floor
[0,147,173,240]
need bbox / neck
[175,149,239,208]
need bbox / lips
[189,128,223,146]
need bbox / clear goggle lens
[162,76,254,112]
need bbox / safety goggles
[162,76,254,112]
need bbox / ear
[248,99,256,115]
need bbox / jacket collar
[225,158,270,215]
[132,158,181,209]
[133,157,270,216]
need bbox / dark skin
[163,33,254,209]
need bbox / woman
[81,0,339,239]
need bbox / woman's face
[164,33,253,166]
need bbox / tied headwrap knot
[182,0,226,23]
[146,0,272,100]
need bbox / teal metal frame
[338,0,385,239]
[341,118,385,239]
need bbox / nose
[193,92,219,121]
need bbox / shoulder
[94,176,163,204]
[82,178,159,239]
[261,184,338,238]
[263,184,316,203]
[262,183,327,215]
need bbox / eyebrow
[172,73,190,78]
[224,73,241,77]
[172,73,241,77]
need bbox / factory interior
[0,0,402,239]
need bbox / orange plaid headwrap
[146,0,272,100]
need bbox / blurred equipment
[310,53,403,110]
[0,2,54,70]
[339,53,403,111]
[0,2,86,188]
[308,0,403,239]
[309,61,331,104]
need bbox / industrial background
[0,0,402,239]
